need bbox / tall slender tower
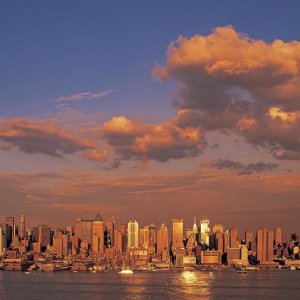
[127,220,139,249]
[92,213,104,254]
[172,218,184,253]
[157,223,169,254]
[20,215,25,238]
[200,215,210,245]
[275,227,282,246]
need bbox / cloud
[153,25,300,159]
[56,90,113,102]
[205,159,278,175]
[84,149,108,162]
[0,118,94,157]
[102,116,206,163]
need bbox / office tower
[157,223,169,254]
[105,217,115,248]
[257,228,268,263]
[229,227,239,248]
[275,227,282,246]
[245,231,253,250]
[65,225,73,236]
[267,230,274,262]
[5,217,15,246]
[0,224,7,255]
[143,225,149,248]
[32,226,39,242]
[193,217,197,235]
[172,218,184,252]
[115,229,124,254]
[127,220,139,249]
[200,216,210,245]
[215,232,224,253]
[139,228,145,248]
[92,213,104,254]
[53,230,69,258]
[213,224,224,234]
[75,218,93,247]
[223,230,229,253]
[240,245,249,264]
[38,225,51,248]
[19,215,25,238]
[149,223,156,248]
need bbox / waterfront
[0,269,299,300]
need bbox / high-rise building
[38,225,51,248]
[213,224,224,234]
[115,229,125,254]
[257,228,271,263]
[105,217,115,248]
[75,218,93,247]
[215,232,224,253]
[275,227,282,246]
[245,231,253,250]
[5,217,15,246]
[172,218,184,253]
[65,225,73,236]
[229,227,239,248]
[157,223,169,254]
[143,225,149,248]
[200,216,210,245]
[0,224,7,255]
[139,227,145,248]
[127,220,139,249]
[53,230,69,258]
[92,213,104,254]
[19,215,25,239]
[267,230,274,262]
[193,217,197,235]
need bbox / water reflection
[175,270,213,299]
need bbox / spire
[94,213,103,221]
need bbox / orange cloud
[102,116,206,162]
[84,149,108,162]
[152,25,300,159]
[0,118,94,157]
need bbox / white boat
[290,265,296,271]
[119,269,133,275]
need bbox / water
[0,269,299,300]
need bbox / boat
[119,269,133,275]
[290,265,296,271]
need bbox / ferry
[119,269,133,275]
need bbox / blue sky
[1,1,300,118]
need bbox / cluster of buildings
[0,214,299,270]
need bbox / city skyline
[0,1,300,235]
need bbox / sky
[0,1,299,238]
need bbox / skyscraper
[0,224,7,255]
[172,218,184,253]
[200,216,210,245]
[105,217,115,248]
[20,215,25,239]
[245,231,253,250]
[38,224,51,248]
[275,227,282,246]
[229,227,239,248]
[257,228,271,263]
[5,217,14,246]
[157,223,169,254]
[267,230,274,262]
[75,218,93,247]
[92,213,104,254]
[127,220,139,249]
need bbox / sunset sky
[0,1,299,237]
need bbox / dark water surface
[0,269,299,299]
